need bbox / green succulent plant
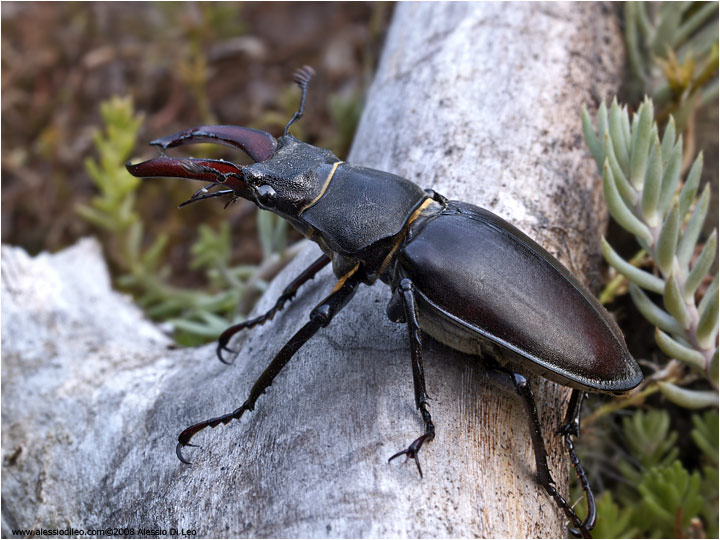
[624,1,719,129]
[583,97,718,409]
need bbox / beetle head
[126,124,276,207]
[125,66,335,223]
[126,128,338,220]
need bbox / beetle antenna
[284,65,315,136]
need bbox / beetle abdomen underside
[399,202,642,393]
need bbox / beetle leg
[388,278,435,478]
[179,189,235,208]
[216,254,332,364]
[560,390,596,534]
[509,372,592,539]
[177,263,362,464]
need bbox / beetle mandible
[127,66,642,538]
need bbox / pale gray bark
[2,3,623,538]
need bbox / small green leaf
[658,382,719,409]
[697,283,718,351]
[641,136,663,225]
[660,115,676,162]
[656,205,680,275]
[677,185,710,270]
[126,220,143,264]
[678,152,704,218]
[624,2,646,84]
[621,104,632,148]
[603,161,653,245]
[664,273,691,329]
[582,106,604,171]
[609,98,630,172]
[655,329,706,370]
[630,284,684,336]
[691,410,719,466]
[601,236,664,293]
[630,99,654,190]
[683,230,717,302]
[698,273,719,318]
[657,136,683,217]
[141,233,169,271]
[650,2,682,56]
[597,100,609,142]
[603,133,637,205]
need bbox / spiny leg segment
[177,263,362,464]
[561,389,596,535]
[388,278,436,478]
[508,371,593,538]
[216,254,331,364]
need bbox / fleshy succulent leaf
[601,236,664,293]
[655,329,706,370]
[655,205,680,275]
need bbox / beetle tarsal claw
[388,433,432,478]
[216,343,238,365]
[176,441,200,465]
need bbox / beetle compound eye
[256,184,277,206]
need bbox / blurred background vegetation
[1,2,717,538]
[2,1,391,342]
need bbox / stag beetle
[127,66,642,538]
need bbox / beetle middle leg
[216,254,331,364]
[177,262,361,464]
[388,278,436,478]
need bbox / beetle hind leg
[507,371,592,538]
[560,389,596,535]
[388,278,436,478]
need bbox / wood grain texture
[1,3,623,538]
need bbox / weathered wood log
[2,3,623,537]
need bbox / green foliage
[624,2,719,128]
[588,492,639,539]
[637,461,704,537]
[78,96,292,345]
[691,409,719,466]
[581,65,718,534]
[77,97,143,232]
[586,409,719,538]
[583,98,718,408]
[617,410,678,486]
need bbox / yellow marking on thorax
[299,161,344,214]
[377,197,434,277]
[331,262,360,293]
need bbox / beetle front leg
[388,278,436,478]
[177,263,362,464]
[216,254,332,363]
[510,372,592,539]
